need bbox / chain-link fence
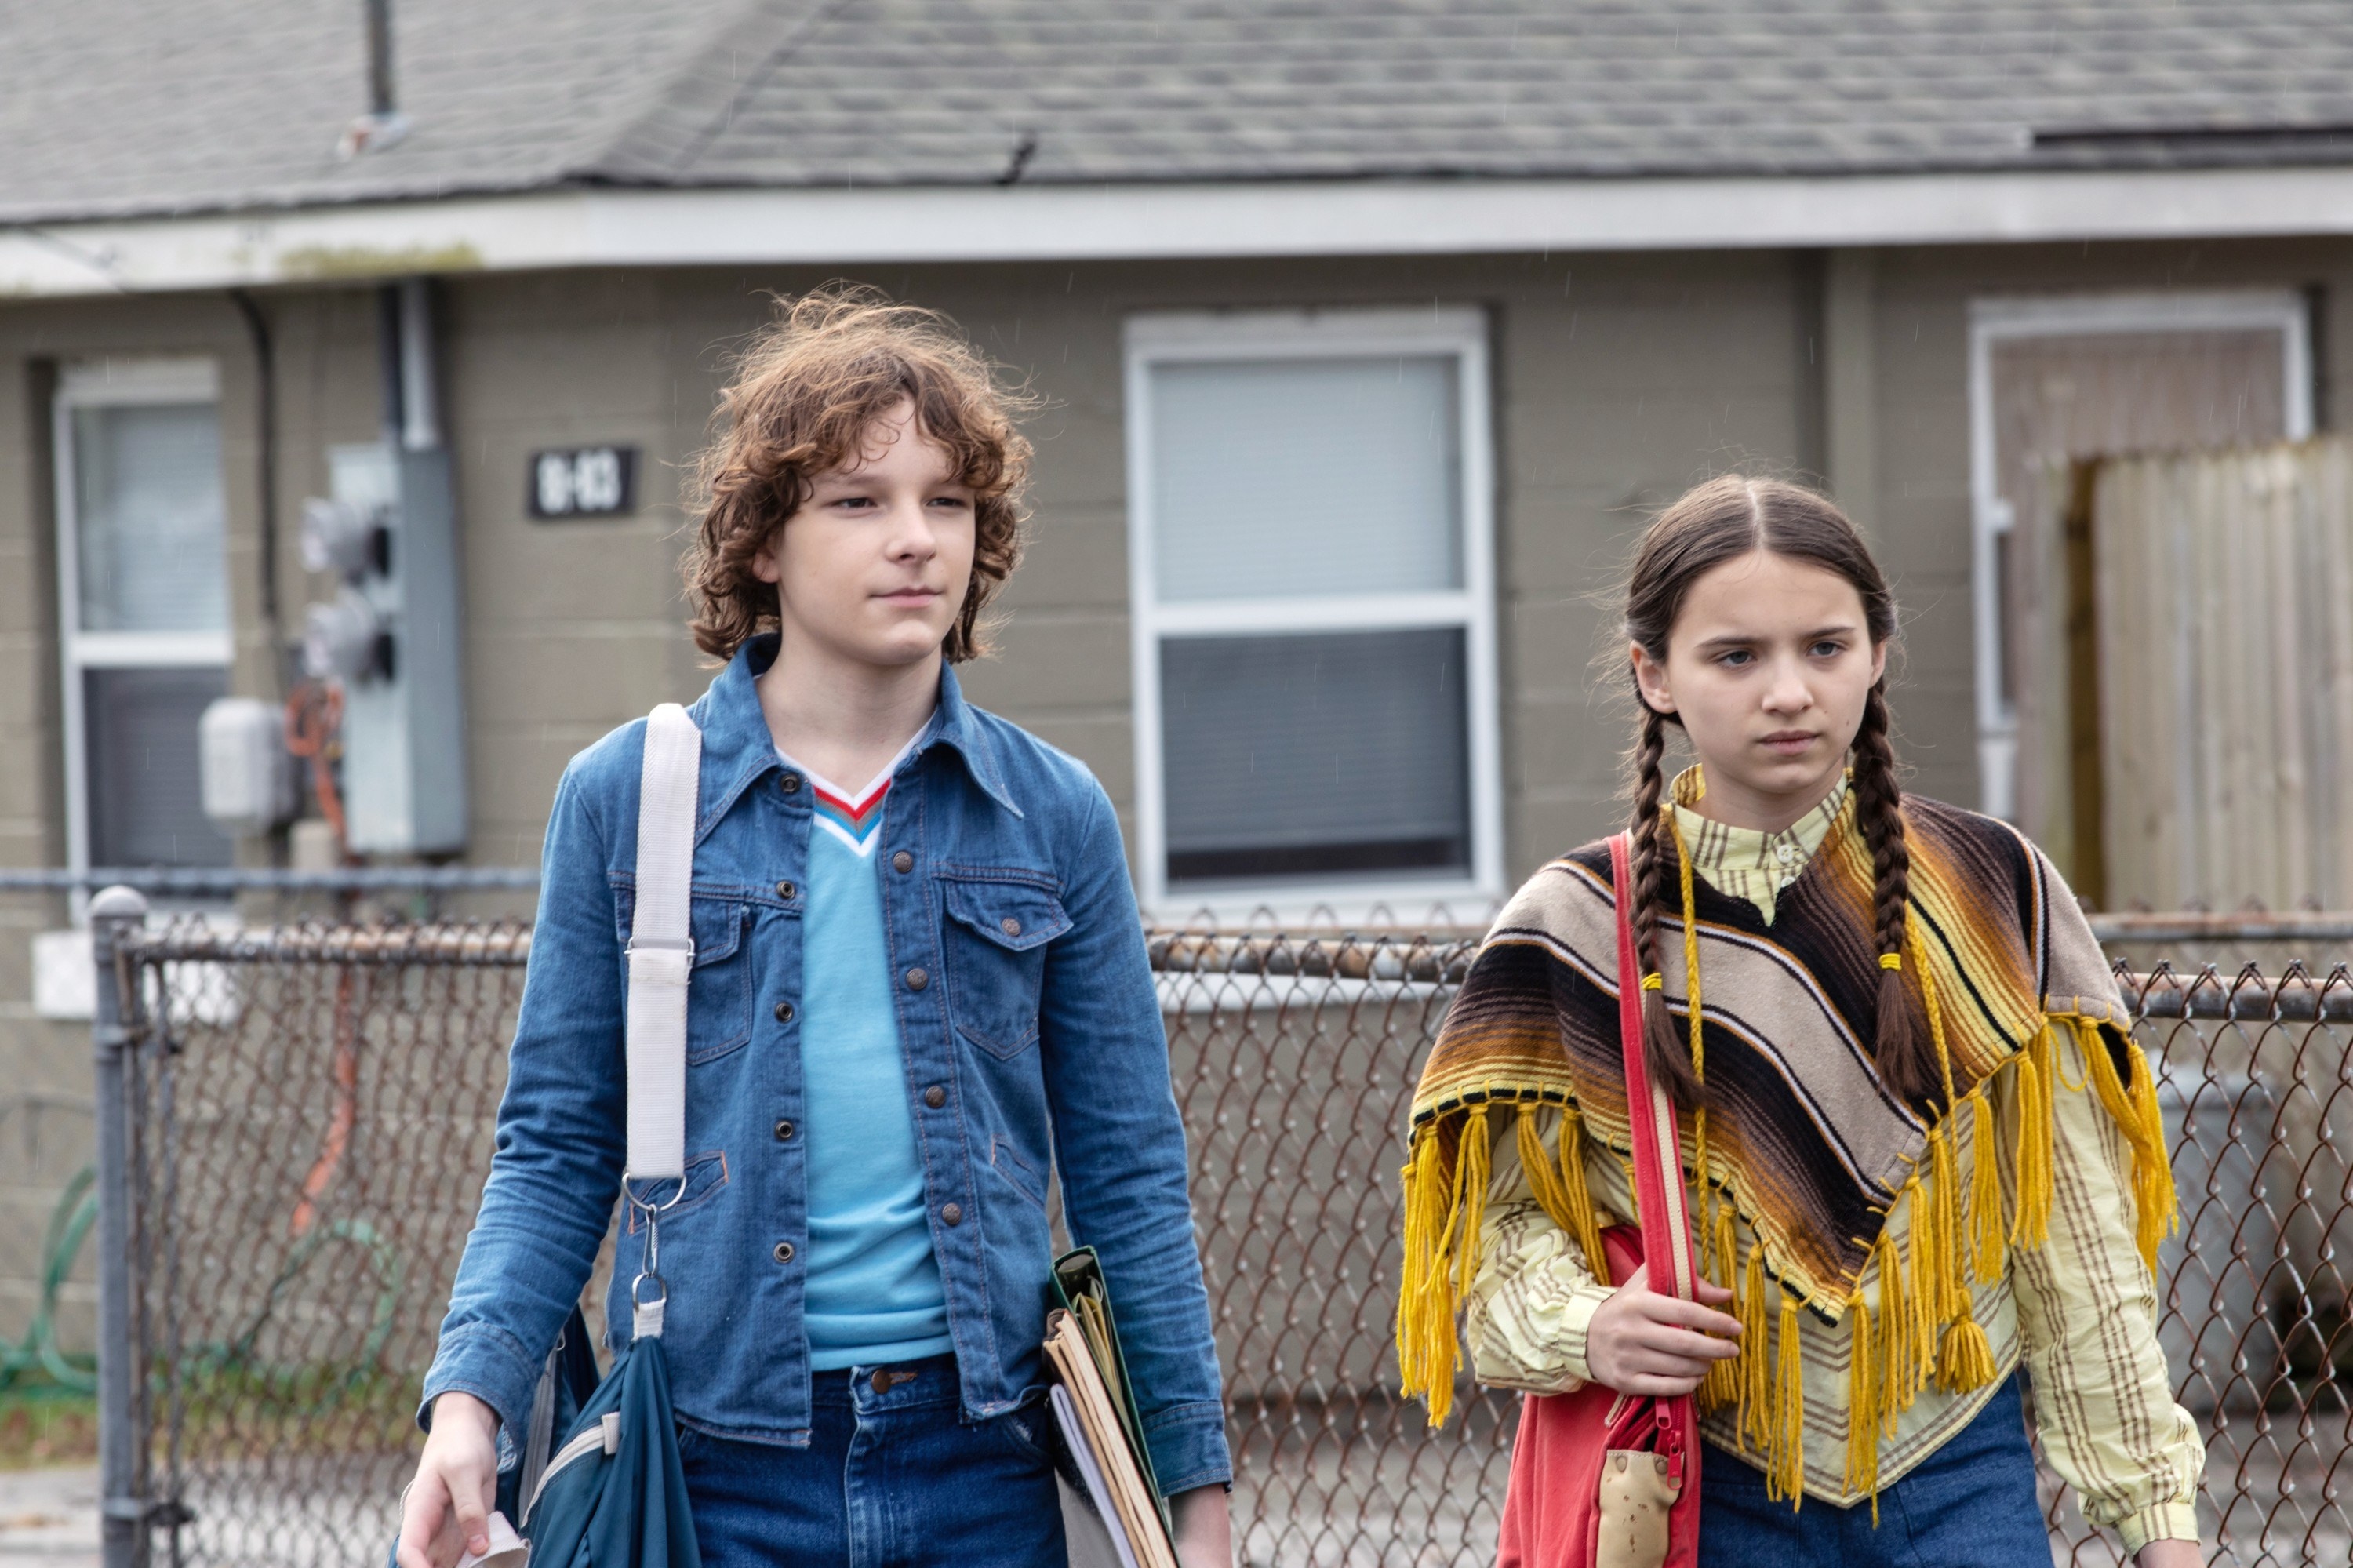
[93,913,2353,1566]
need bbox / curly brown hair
[682,285,1039,662]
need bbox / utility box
[315,441,468,855]
[197,697,296,836]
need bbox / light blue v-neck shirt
[782,726,953,1370]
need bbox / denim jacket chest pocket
[939,874,1072,1060]
[610,880,757,1064]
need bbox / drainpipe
[227,289,285,678]
[340,0,409,158]
[365,0,394,118]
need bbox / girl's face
[1629,548,1887,831]
[753,399,977,673]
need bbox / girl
[398,289,1233,1567]
[1398,478,2202,1566]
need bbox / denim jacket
[421,637,1231,1493]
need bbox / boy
[401,288,1231,1566]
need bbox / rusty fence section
[102,919,2353,1566]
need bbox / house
[4,0,2351,1319]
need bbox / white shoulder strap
[624,702,700,1184]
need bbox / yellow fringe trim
[2012,1028,2056,1249]
[1737,1243,1771,1450]
[1772,1292,1806,1505]
[1900,1173,1936,1388]
[1700,1199,1741,1411]
[1843,1291,1879,1518]
[1875,1230,1917,1418]
[1928,1121,1966,1319]
[2070,1015,2179,1275]
[1967,1089,2006,1282]
[1935,1295,1998,1393]
[1395,1102,1492,1426]
[1395,1125,1454,1422]
[1666,812,1715,1279]
[1516,1103,1608,1280]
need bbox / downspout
[226,289,284,676]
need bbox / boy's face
[754,399,977,672]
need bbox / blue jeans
[1700,1374,2050,1567]
[677,1353,1064,1566]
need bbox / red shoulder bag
[1493,831,1703,1568]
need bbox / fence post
[90,886,148,1568]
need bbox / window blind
[1149,356,1461,602]
[1161,628,1470,883]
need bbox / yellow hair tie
[1641,973,1666,991]
[1879,953,1904,971]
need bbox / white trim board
[1963,288,2314,817]
[1122,304,1504,925]
[13,164,2353,297]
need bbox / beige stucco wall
[2,236,2348,1342]
[428,251,1823,890]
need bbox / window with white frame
[53,358,234,873]
[1123,307,1501,917]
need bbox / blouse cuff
[1551,1280,1613,1387]
[2114,1500,2201,1555]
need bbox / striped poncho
[1397,793,2175,1497]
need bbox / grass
[0,1359,426,1473]
[0,1386,97,1471]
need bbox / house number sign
[529,446,638,518]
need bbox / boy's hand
[395,1392,500,1568]
[1584,1263,1742,1397]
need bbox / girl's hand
[1585,1263,1741,1397]
[1169,1483,1234,1568]
[2134,1542,2202,1568]
[395,1392,500,1568]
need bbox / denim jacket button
[774,1119,795,1141]
[940,1203,962,1227]
[775,880,795,900]
[999,917,1022,937]
[904,967,929,991]
[773,1000,794,1023]
[923,1085,946,1108]
[780,773,802,795]
[773,1241,795,1264]
[892,851,915,873]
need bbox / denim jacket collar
[686,635,1022,841]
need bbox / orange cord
[289,967,359,1239]
[283,680,356,1237]
[283,682,348,855]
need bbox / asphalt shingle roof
[9,1,2353,224]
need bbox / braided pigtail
[1850,682,1936,1104]
[1629,705,1704,1109]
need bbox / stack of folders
[1043,1252,1177,1568]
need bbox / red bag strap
[1609,831,1698,1303]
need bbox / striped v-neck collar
[780,721,934,860]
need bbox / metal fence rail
[90,908,2352,1566]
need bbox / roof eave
[8,162,2353,300]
